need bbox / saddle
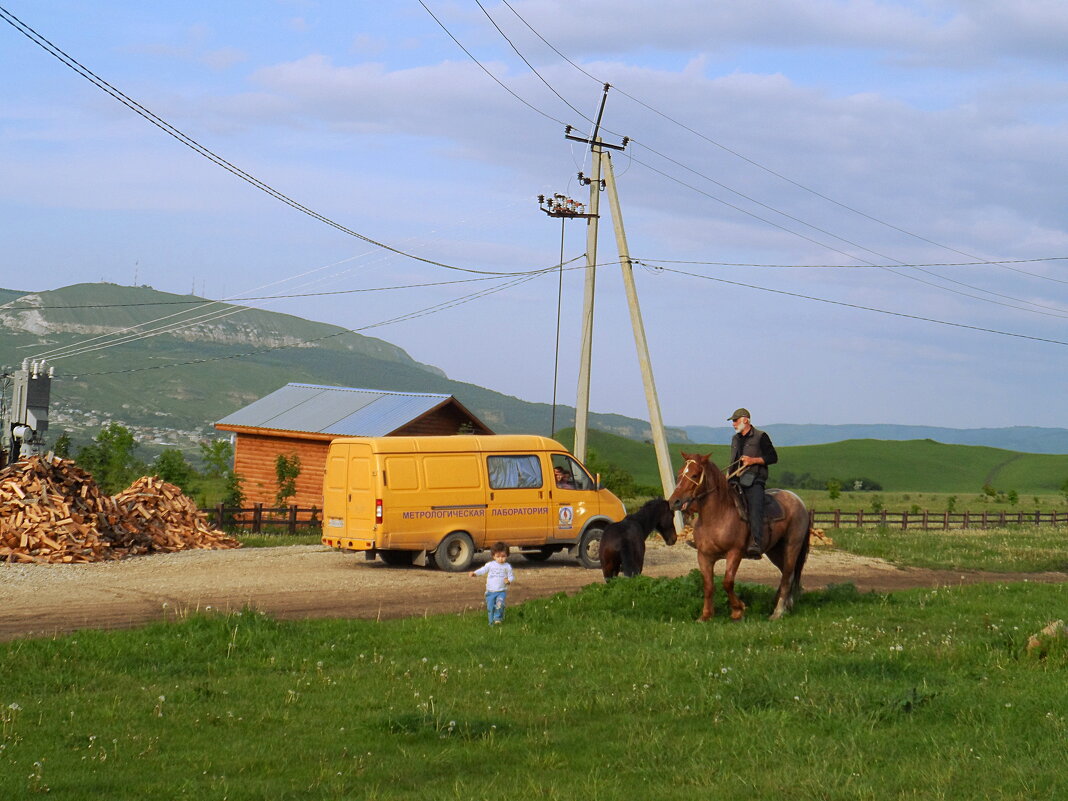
[729,484,785,530]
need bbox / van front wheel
[578,525,604,569]
[434,532,475,572]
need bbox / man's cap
[728,407,751,421]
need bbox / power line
[0,272,549,311]
[640,261,1068,348]
[495,0,1067,286]
[416,0,570,128]
[55,267,559,376]
[627,153,1068,319]
[0,4,522,278]
[437,3,1068,317]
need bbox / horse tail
[793,521,811,588]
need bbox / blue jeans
[485,590,507,624]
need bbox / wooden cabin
[214,383,493,508]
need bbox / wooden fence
[206,504,321,535]
[201,505,1067,535]
[810,509,1068,531]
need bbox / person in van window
[553,466,576,490]
[469,542,515,625]
[728,407,778,559]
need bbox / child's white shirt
[473,561,514,592]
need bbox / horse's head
[668,452,712,513]
[653,498,678,545]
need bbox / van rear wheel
[578,525,604,569]
[434,532,475,572]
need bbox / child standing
[469,542,515,625]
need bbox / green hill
[556,429,1068,495]
[0,283,682,449]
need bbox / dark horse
[668,453,810,621]
[599,498,678,581]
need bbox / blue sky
[2,1,1067,431]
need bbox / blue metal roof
[216,383,455,437]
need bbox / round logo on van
[557,506,574,529]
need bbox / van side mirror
[595,472,602,490]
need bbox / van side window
[487,455,543,489]
[550,455,594,490]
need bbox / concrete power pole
[601,151,675,496]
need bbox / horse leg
[769,520,807,620]
[696,550,717,621]
[722,549,747,621]
[634,538,646,576]
[601,543,620,582]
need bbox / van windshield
[487,455,543,489]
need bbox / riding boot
[744,483,765,559]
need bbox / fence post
[902,511,908,530]
[833,509,841,528]
[214,503,224,527]
[288,504,298,535]
[857,510,864,527]
[252,503,263,533]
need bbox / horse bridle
[675,459,710,513]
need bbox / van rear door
[485,452,550,545]
[323,441,376,549]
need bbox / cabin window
[487,455,543,489]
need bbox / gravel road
[2,542,1065,641]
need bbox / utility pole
[601,151,675,496]
[551,84,675,497]
[564,84,625,463]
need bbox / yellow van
[321,435,626,571]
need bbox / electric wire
[627,152,1068,319]
[433,3,1068,317]
[496,0,1067,286]
[56,264,567,376]
[639,261,1068,348]
[0,4,528,278]
[416,0,570,128]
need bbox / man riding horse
[728,408,778,559]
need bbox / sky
[2,0,1067,432]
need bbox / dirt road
[2,543,1065,641]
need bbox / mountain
[0,283,686,451]
[680,424,1068,455]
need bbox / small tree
[826,479,841,501]
[199,439,234,479]
[52,432,72,458]
[151,449,196,493]
[76,423,147,494]
[1007,489,1019,506]
[946,495,957,513]
[275,452,301,506]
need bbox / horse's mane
[701,455,730,495]
[626,498,662,527]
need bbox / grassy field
[557,428,1068,497]
[1,575,1065,800]
[828,526,1068,572]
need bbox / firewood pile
[0,455,239,564]
[113,475,239,554]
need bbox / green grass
[236,532,323,548]
[557,428,1068,496]
[827,526,1068,573]
[2,577,1066,800]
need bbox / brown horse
[668,452,810,621]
